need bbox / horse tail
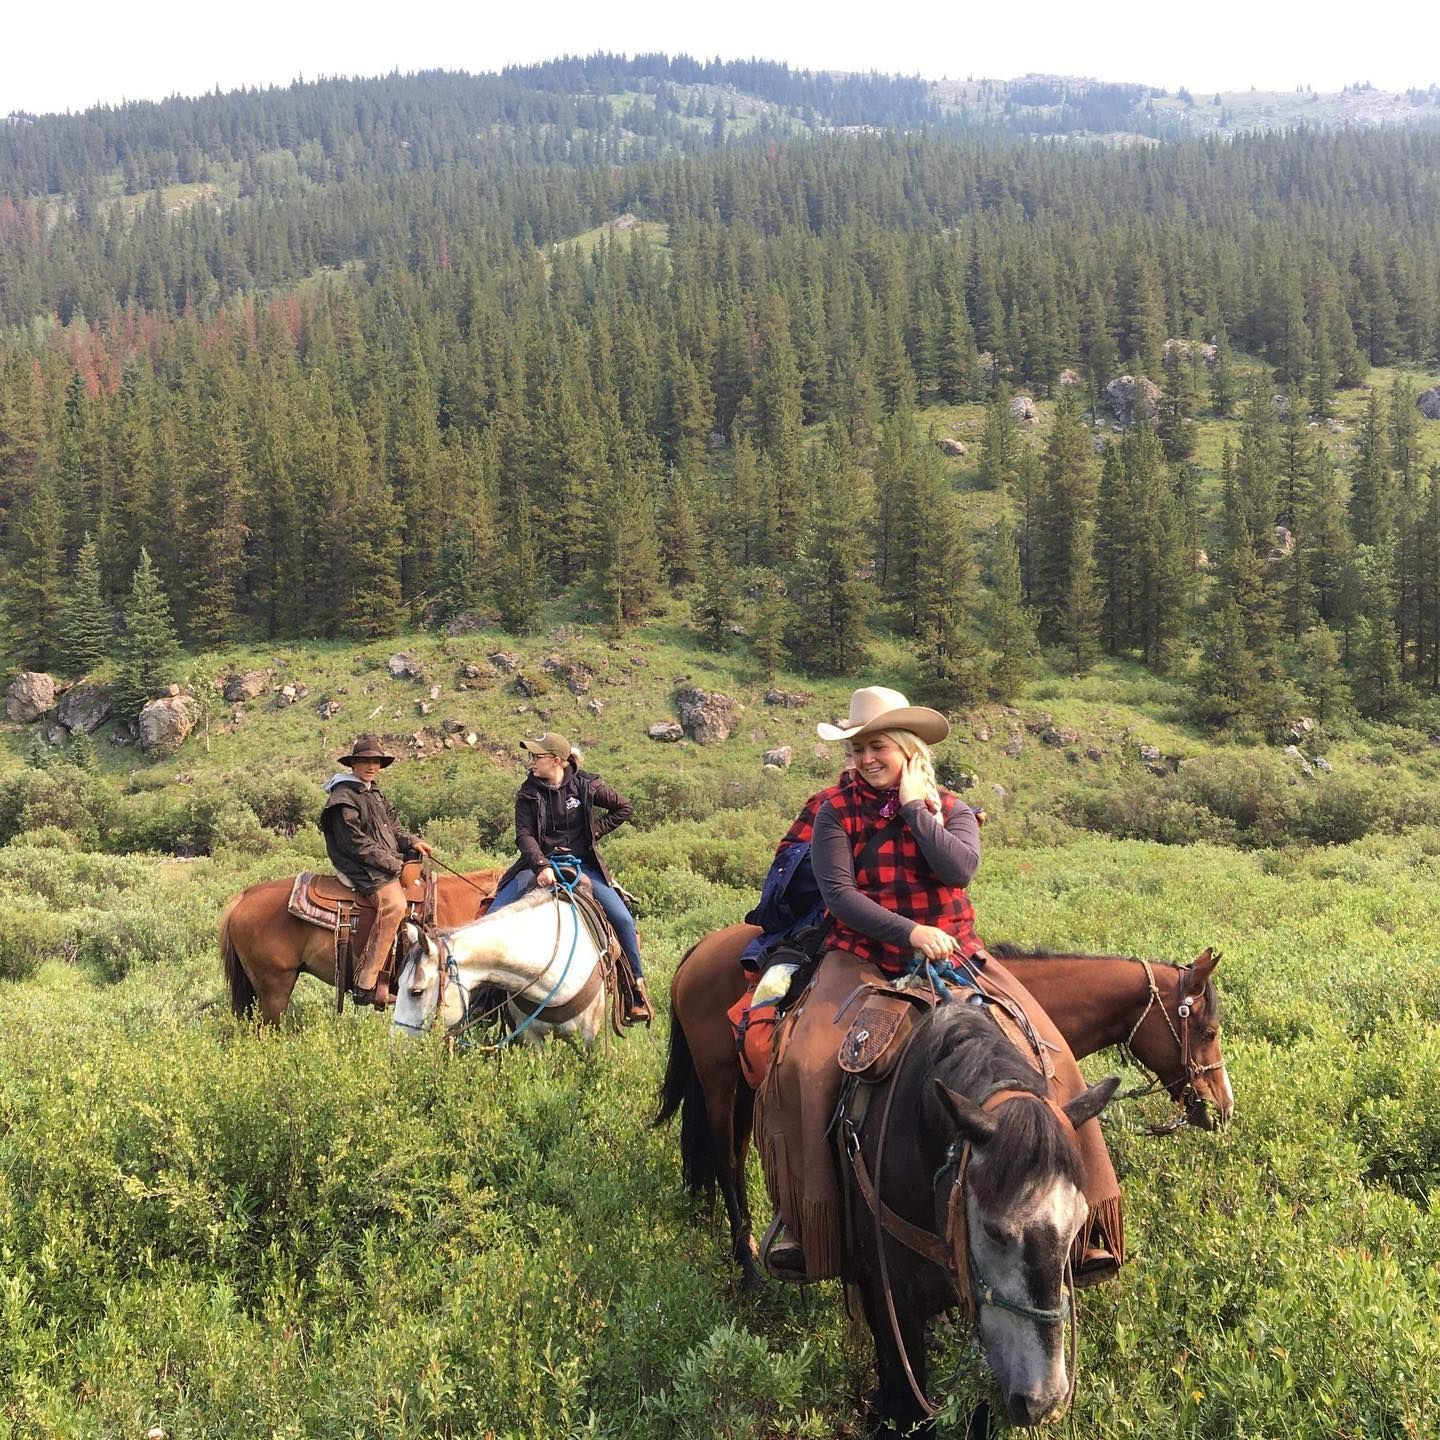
[655,1013,720,1197]
[219,895,257,1018]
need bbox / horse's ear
[933,1079,996,1146]
[1187,947,1220,997]
[1063,1076,1121,1130]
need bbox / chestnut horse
[220,868,501,1022]
[656,924,1228,1288]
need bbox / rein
[1116,958,1223,1133]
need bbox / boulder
[1093,435,1108,455]
[648,721,684,743]
[990,783,1008,801]
[938,437,968,457]
[1010,395,1038,423]
[1163,338,1218,368]
[444,610,491,636]
[1283,744,1316,780]
[1138,743,1162,762]
[1104,375,1161,427]
[441,716,466,734]
[6,671,55,723]
[587,698,604,716]
[763,745,793,770]
[1286,717,1315,745]
[488,651,520,674]
[1270,526,1295,561]
[1086,746,1104,763]
[222,670,269,703]
[137,694,200,755]
[58,680,111,734]
[1058,367,1081,386]
[316,699,341,720]
[1003,736,1023,759]
[1315,756,1332,774]
[1418,387,1440,421]
[813,742,832,763]
[387,652,426,682]
[275,684,299,707]
[675,686,743,745]
[513,673,546,699]
[460,663,485,681]
[764,687,813,708]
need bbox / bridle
[845,1042,1082,1421]
[1117,957,1224,1133]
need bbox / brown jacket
[320,776,419,893]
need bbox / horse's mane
[917,1005,1084,1209]
[987,943,1222,1028]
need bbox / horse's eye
[1204,1027,1218,1042]
[983,1222,1011,1246]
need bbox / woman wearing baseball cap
[488,731,651,1025]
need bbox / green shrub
[0,764,115,849]
[0,909,70,981]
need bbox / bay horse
[656,924,1228,1288]
[390,886,612,1049]
[219,867,500,1023]
[846,1001,1119,1432]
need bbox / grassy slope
[3,593,1440,1434]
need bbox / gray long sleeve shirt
[811,797,981,951]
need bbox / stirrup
[623,979,653,1027]
[1074,1245,1120,1290]
[760,1214,809,1283]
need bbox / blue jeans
[490,858,643,978]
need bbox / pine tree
[1296,625,1351,726]
[692,531,739,650]
[114,548,181,723]
[1034,387,1099,654]
[912,466,984,709]
[1157,342,1198,462]
[5,469,64,671]
[750,573,790,679]
[984,524,1037,702]
[1209,327,1237,418]
[976,387,1019,492]
[335,416,404,640]
[658,465,699,592]
[58,533,110,675]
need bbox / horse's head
[934,1074,1119,1427]
[1131,948,1233,1129]
[390,921,464,1038]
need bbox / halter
[1117,957,1224,1133]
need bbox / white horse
[391,886,612,1049]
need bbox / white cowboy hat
[816,686,950,746]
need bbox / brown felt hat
[520,731,572,761]
[339,734,396,767]
[816,686,949,746]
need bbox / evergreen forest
[6,62,1440,729]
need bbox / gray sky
[5,0,1435,116]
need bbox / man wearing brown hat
[321,735,433,1004]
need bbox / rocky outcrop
[1418,387,1440,421]
[58,681,111,734]
[138,694,199,755]
[762,745,793,770]
[386,653,426,682]
[1058,367,1081,386]
[487,652,520,674]
[764,687,813,708]
[1010,395,1038,423]
[938,437,968,456]
[1104,375,1161,427]
[1163,338,1217,368]
[222,670,269,703]
[6,671,55,723]
[675,687,742,745]
[648,721,684,743]
[542,655,593,695]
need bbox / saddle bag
[837,987,932,1085]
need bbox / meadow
[2,625,1439,1437]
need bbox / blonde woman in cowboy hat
[320,735,433,1004]
[755,687,1123,1285]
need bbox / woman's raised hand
[897,753,928,807]
[909,924,957,962]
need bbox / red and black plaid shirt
[775,790,825,853]
[819,772,982,973]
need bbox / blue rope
[490,854,584,1048]
[904,951,981,1000]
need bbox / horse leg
[729,1081,760,1286]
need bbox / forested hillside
[5,66,1440,744]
